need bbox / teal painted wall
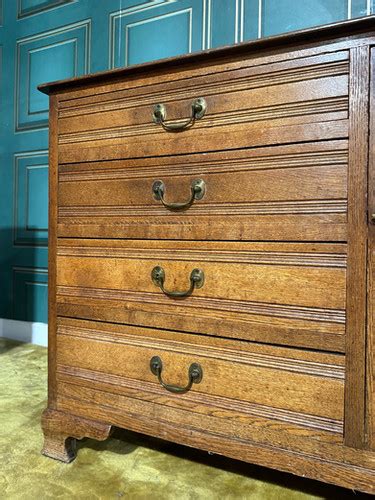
[0,0,373,323]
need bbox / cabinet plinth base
[41,409,112,463]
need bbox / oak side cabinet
[39,17,375,494]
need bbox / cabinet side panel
[344,45,370,448]
[48,94,59,408]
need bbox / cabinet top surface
[38,15,375,96]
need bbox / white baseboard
[0,318,48,347]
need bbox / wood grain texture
[344,45,370,449]
[367,236,375,450]
[58,118,348,164]
[58,75,348,136]
[55,239,346,351]
[56,323,344,420]
[58,141,348,242]
[47,95,58,409]
[53,318,375,492]
[367,47,375,450]
[56,46,349,163]
[42,19,375,493]
[42,408,111,463]
[55,318,344,427]
[56,398,375,494]
[58,52,348,117]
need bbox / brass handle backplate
[150,355,203,394]
[152,178,205,210]
[151,266,204,298]
[152,97,207,131]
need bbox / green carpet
[0,338,372,499]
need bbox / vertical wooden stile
[48,94,59,408]
[345,45,370,448]
[366,47,375,450]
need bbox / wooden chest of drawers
[39,17,375,493]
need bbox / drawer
[58,140,347,242]
[55,318,345,459]
[56,239,347,352]
[57,51,349,163]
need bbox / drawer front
[57,51,349,163]
[56,318,345,460]
[56,239,346,352]
[58,140,347,242]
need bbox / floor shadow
[100,427,373,499]
[0,337,25,354]
[77,428,138,456]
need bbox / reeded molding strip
[56,325,345,380]
[58,97,348,145]
[56,246,347,268]
[58,200,348,217]
[59,150,348,182]
[57,364,343,434]
[56,286,346,324]
[58,59,349,118]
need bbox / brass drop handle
[150,356,203,394]
[152,98,207,131]
[152,178,205,210]
[371,213,375,223]
[151,266,204,298]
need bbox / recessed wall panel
[242,0,260,40]
[262,0,348,36]
[16,20,90,131]
[110,0,204,68]
[208,0,237,48]
[126,10,192,66]
[14,152,48,246]
[18,0,75,18]
[13,267,48,322]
